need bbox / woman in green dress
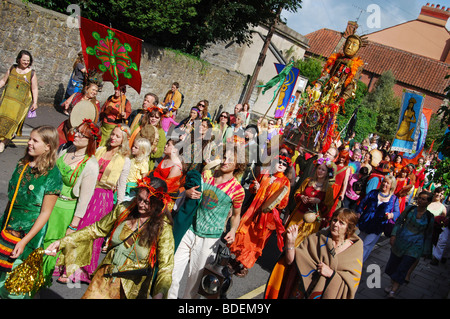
[46,176,175,299]
[42,120,101,285]
[0,50,39,153]
[0,125,62,299]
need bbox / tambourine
[260,186,289,212]
[69,100,99,128]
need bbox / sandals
[56,275,70,284]
[227,258,248,277]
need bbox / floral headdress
[107,176,172,268]
[146,106,163,115]
[277,155,293,167]
[314,157,336,180]
[82,118,101,143]
[116,124,131,137]
[137,176,173,211]
[280,144,294,156]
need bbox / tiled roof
[304,28,450,96]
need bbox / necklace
[71,151,85,160]
[379,192,390,198]
[335,239,347,250]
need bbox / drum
[260,185,289,213]
[69,100,99,128]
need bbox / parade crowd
[0,50,448,300]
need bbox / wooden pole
[242,6,282,105]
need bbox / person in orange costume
[329,148,351,216]
[228,155,293,277]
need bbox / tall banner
[402,107,432,165]
[80,17,143,93]
[274,63,300,118]
[391,90,425,153]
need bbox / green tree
[336,80,375,143]
[27,0,303,56]
[363,70,401,140]
[425,113,447,151]
[294,56,324,86]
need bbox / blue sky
[282,0,450,36]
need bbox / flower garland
[277,155,293,167]
[322,53,364,88]
[82,118,102,143]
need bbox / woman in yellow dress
[0,50,39,153]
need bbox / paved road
[1,105,449,301]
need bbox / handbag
[304,203,321,223]
[0,163,29,272]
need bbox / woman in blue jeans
[356,174,400,262]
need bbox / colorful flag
[391,90,425,153]
[273,63,300,118]
[402,107,432,165]
[79,17,143,93]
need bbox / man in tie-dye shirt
[168,146,246,299]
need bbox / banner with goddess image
[390,90,425,153]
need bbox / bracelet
[68,225,78,231]
[285,247,295,250]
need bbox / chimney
[343,21,358,38]
[418,3,450,26]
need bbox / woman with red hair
[42,119,101,285]
[330,149,351,217]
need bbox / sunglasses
[220,114,228,118]
[279,160,288,167]
[198,104,205,107]
[74,128,89,139]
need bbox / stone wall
[0,0,248,120]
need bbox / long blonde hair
[107,124,131,157]
[132,137,151,163]
[20,125,59,175]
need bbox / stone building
[201,22,309,118]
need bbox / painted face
[276,159,288,173]
[344,37,360,57]
[109,127,124,148]
[136,189,151,214]
[27,131,50,158]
